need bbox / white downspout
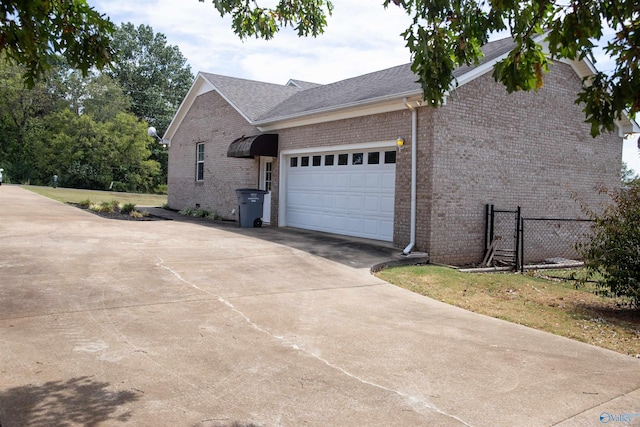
[402,98,417,255]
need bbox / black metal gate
[484,204,522,270]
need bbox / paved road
[1,185,639,426]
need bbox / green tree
[33,109,160,192]
[54,68,132,123]
[0,58,62,182]
[204,0,638,137]
[577,185,640,308]
[107,23,193,135]
[0,0,114,87]
[107,23,193,190]
[622,161,639,187]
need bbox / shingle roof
[286,79,322,90]
[202,37,516,124]
[200,73,300,122]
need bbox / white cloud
[89,0,412,84]
[89,0,637,170]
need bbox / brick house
[162,37,638,265]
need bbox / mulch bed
[69,203,169,221]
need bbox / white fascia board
[616,116,640,137]
[256,93,423,131]
[559,56,597,79]
[450,51,512,92]
[163,73,215,141]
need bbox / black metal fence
[484,205,594,271]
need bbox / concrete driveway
[1,185,639,427]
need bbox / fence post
[489,204,495,248]
[484,204,490,254]
[515,206,521,272]
[519,216,524,273]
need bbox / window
[264,161,272,192]
[301,156,309,167]
[384,150,396,164]
[290,157,298,167]
[352,152,363,165]
[312,155,321,166]
[325,154,334,166]
[196,143,205,181]
[338,154,348,165]
[368,152,380,165]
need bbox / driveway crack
[217,295,471,426]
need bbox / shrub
[576,185,640,307]
[207,211,222,220]
[178,206,221,220]
[78,199,92,209]
[91,201,116,213]
[192,208,210,218]
[120,203,136,214]
[129,210,146,218]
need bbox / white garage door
[284,148,396,241]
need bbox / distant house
[162,37,638,265]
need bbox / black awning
[227,134,278,158]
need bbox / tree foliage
[107,23,193,135]
[106,23,193,191]
[576,185,640,308]
[205,0,334,39]
[0,56,160,192]
[206,0,638,137]
[622,161,639,187]
[0,0,114,87]
[32,109,160,192]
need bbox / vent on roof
[227,134,278,158]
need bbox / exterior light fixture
[148,127,170,146]
[396,137,405,152]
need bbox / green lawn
[376,265,640,357]
[22,185,167,207]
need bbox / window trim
[196,143,205,181]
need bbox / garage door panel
[348,195,364,210]
[322,174,334,186]
[322,194,334,208]
[364,196,380,211]
[365,173,381,188]
[285,148,396,241]
[348,218,363,234]
[381,172,395,189]
[380,196,394,213]
[335,173,349,188]
[349,174,363,187]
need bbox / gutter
[402,97,418,255]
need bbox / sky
[88,0,639,174]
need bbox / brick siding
[424,62,621,264]
[167,90,262,219]
[168,62,622,266]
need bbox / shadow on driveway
[141,207,428,270]
[0,376,140,427]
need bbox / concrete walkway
[1,185,639,426]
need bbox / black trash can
[235,188,267,227]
